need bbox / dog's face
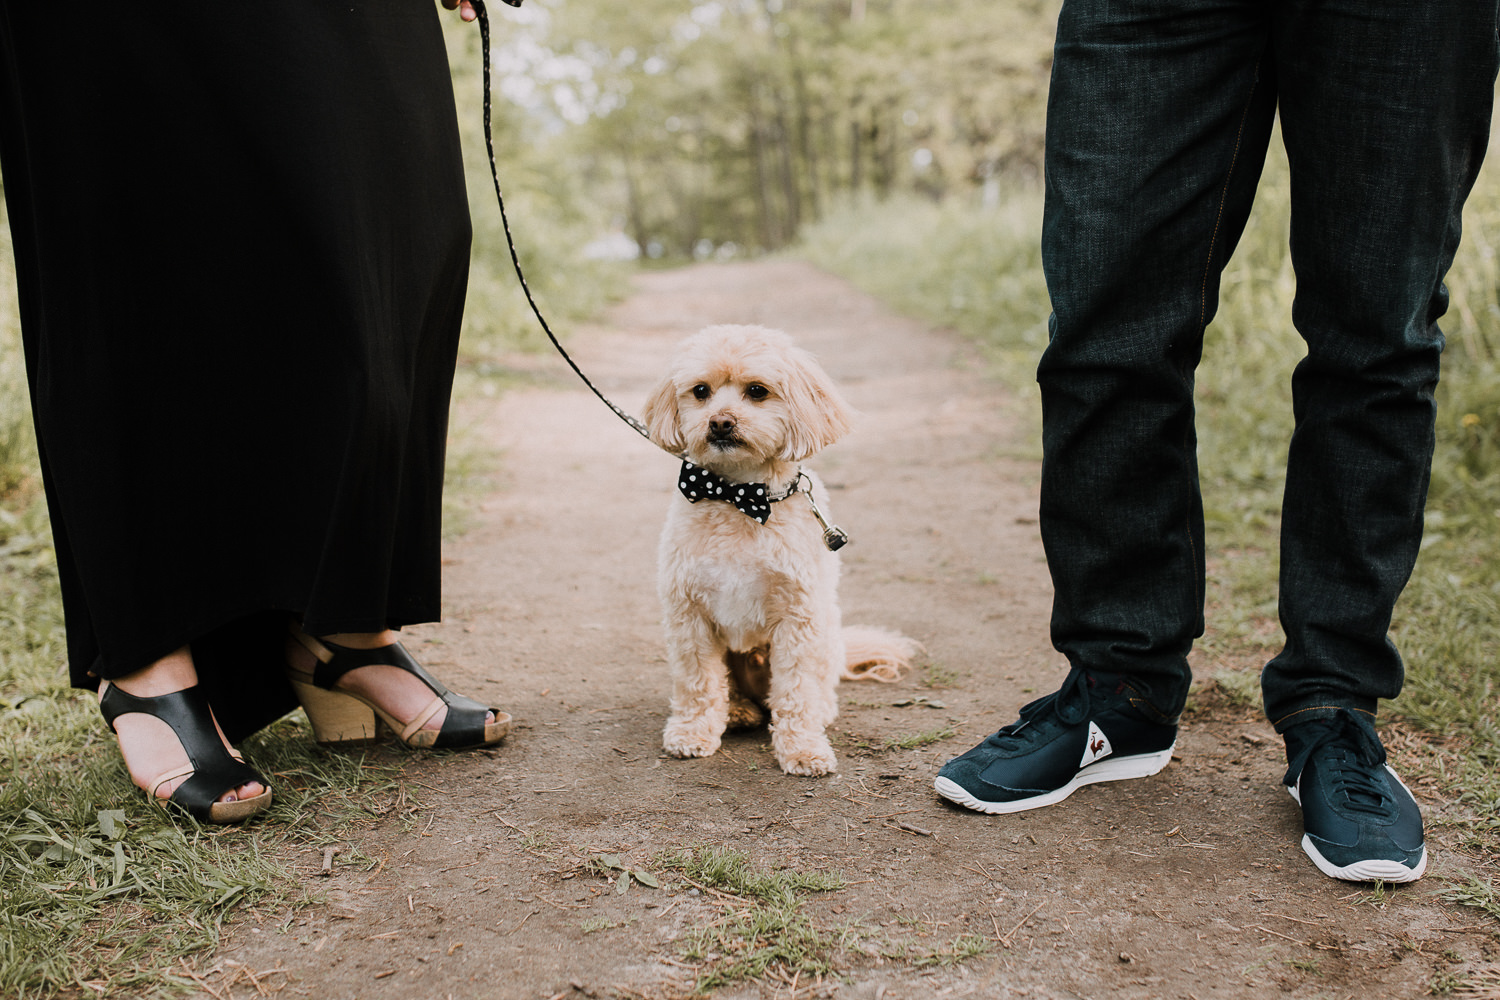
[643,325,854,476]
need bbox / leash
[469,1,847,551]
[472,0,652,443]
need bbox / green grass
[0,696,426,997]
[910,934,993,968]
[656,847,851,992]
[920,662,962,689]
[0,808,292,998]
[659,845,845,907]
[880,726,958,752]
[1442,876,1500,921]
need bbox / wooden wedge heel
[286,623,511,749]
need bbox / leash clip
[796,472,849,551]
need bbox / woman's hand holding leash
[442,0,480,22]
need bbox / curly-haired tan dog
[643,324,919,776]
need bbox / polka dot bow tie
[677,460,793,524]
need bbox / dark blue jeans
[1037,0,1499,730]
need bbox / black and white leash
[470,1,848,550]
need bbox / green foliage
[0,706,422,997]
[440,16,632,360]
[505,0,1060,255]
[892,933,992,968]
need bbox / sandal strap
[145,764,196,800]
[293,627,500,749]
[99,683,267,822]
[295,630,451,695]
[397,696,449,743]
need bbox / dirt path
[221,260,1481,999]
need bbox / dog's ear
[642,375,686,454]
[778,349,855,461]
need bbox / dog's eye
[745,384,769,401]
[691,383,711,400]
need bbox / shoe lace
[1285,709,1392,817]
[984,668,1096,750]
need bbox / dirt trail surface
[221,261,1485,999]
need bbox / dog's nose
[709,415,737,438]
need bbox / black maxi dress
[0,3,472,740]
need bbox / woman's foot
[100,647,268,814]
[285,628,500,736]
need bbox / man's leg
[1263,0,1498,881]
[938,0,1277,813]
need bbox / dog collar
[675,460,849,550]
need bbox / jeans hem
[1269,703,1378,735]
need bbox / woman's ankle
[105,646,198,697]
[322,630,400,650]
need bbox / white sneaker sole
[1297,837,1428,883]
[1287,765,1427,883]
[934,744,1176,815]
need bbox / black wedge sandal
[287,623,511,749]
[99,682,272,824]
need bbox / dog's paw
[775,740,838,777]
[663,718,722,758]
[726,699,767,730]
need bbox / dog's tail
[841,626,922,684]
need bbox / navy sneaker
[1283,709,1427,883]
[935,668,1178,814]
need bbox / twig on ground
[999,904,1045,948]
[1249,924,1307,946]
[503,909,540,936]
[888,821,934,837]
[679,875,754,904]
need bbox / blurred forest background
[477,0,1051,261]
[1,2,1498,991]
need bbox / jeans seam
[1199,55,1263,332]
[1183,54,1265,623]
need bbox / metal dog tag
[796,473,851,551]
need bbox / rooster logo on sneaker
[1081,721,1113,767]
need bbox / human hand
[442,0,479,22]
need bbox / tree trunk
[622,155,649,258]
[748,85,781,249]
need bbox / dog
[642,324,920,776]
